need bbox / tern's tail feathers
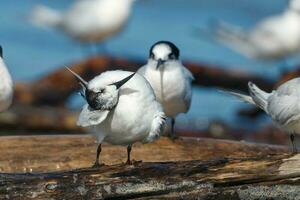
[221,90,255,106]
[30,5,62,28]
[248,82,270,112]
[211,21,256,58]
[144,112,166,143]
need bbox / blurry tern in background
[66,67,166,167]
[208,0,300,62]
[0,46,13,112]
[223,78,300,153]
[138,41,194,139]
[30,0,136,51]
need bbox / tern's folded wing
[182,67,194,81]
[77,104,110,127]
[268,94,300,126]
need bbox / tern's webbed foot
[125,160,142,166]
[91,162,104,168]
[169,134,179,141]
[168,131,178,141]
[125,160,132,165]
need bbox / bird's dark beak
[111,73,135,89]
[156,59,165,69]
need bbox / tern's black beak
[0,46,3,58]
[156,59,165,69]
[111,73,135,89]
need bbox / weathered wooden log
[0,135,297,199]
[0,135,288,173]
[14,56,274,106]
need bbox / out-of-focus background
[0,0,298,146]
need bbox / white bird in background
[66,68,166,167]
[224,79,300,153]
[210,0,300,61]
[0,46,13,112]
[138,41,194,139]
[30,0,136,47]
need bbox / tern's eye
[150,52,155,59]
[168,53,176,60]
[99,89,105,94]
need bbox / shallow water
[0,0,291,129]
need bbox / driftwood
[0,135,298,199]
[14,56,274,106]
[0,135,288,173]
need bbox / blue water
[0,0,292,129]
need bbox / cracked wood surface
[0,135,298,199]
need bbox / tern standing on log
[210,0,300,61]
[138,41,194,139]
[30,0,136,46]
[66,68,166,167]
[0,46,13,112]
[224,79,300,153]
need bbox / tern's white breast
[0,59,13,112]
[140,61,192,117]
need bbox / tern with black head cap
[0,46,13,112]
[138,41,194,139]
[66,67,166,167]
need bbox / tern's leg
[169,118,177,140]
[126,144,132,165]
[290,134,297,154]
[92,143,102,168]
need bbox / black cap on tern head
[149,41,180,59]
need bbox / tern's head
[149,41,180,70]
[66,67,135,110]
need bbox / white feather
[224,77,300,136]
[77,70,166,145]
[138,60,193,118]
[0,58,13,112]
[77,104,110,127]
